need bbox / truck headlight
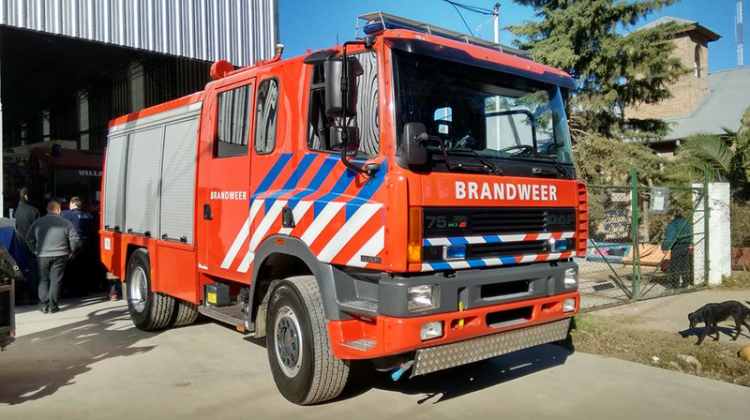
[408,285,440,313]
[564,267,578,288]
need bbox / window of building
[307,51,379,157]
[694,45,701,78]
[254,79,279,154]
[216,84,252,158]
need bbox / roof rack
[356,11,531,60]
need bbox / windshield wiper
[528,155,573,180]
[417,133,498,175]
[445,149,504,176]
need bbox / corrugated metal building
[0,0,278,215]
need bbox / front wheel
[266,276,349,405]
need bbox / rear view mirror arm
[338,37,376,178]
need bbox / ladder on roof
[356,11,530,60]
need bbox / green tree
[670,130,750,198]
[508,0,687,141]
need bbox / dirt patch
[718,270,750,290]
[571,314,750,387]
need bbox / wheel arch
[250,235,342,337]
[124,244,148,282]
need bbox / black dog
[687,301,750,345]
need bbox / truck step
[198,303,253,332]
[341,339,377,351]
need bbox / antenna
[738,0,744,67]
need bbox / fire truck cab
[100,13,587,405]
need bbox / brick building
[625,17,750,157]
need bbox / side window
[216,84,252,158]
[254,79,279,154]
[307,51,379,157]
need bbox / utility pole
[493,3,500,43]
[738,0,744,67]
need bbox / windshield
[394,51,574,171]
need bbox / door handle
[203,204,213,220]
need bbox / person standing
[14,188,40,304]
[62,197,94,296]
[26,200,79,313]
[662,209,693,288]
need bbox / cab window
[216,84,252,158]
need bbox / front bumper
[412,318,570,377]
[328,290,578,360]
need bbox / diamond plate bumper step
[411,318,571,377]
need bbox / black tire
[172,300,199,327]
[266,276,349,405]
[125,249,175,331]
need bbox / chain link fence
[578,168,709,311]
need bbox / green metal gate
[578,168,709,311]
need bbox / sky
[279,0,744,73]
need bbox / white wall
[693,182,731,285]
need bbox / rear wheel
[126,249,175,331]
[266,276,349,405]
[172,300,199,327]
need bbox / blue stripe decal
[314,167,358,217]
[429,261,452,271]
[264,154,317,213]
[467,259,487,268]
[287,156,339,209]
[500,256,517,265]
[344,161,388,220]
[448,237,469,246]
[483,236,502,244]
[423,239,432,246]
[252,153,293,201]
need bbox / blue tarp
[0,227,29,275]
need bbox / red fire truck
[100,13,588,404]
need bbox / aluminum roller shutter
[124,127,164,236]
[103,135,128,230]
[160,118,199,243]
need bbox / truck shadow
[340,344,572,404]
[0,305,159,405]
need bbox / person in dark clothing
[15,188,40,244]
[26,200,79,313]
[14,187,40,304]
[662,209,693,288]
[62,197,95,296]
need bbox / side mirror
[325,57,361,117]
[402,122,428,165]
[330,126,360,154]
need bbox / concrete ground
[1,296,749,420]
[593,289,750,346]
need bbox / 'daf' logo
[547,214,575,226]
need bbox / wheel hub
[129,266,148,313]
[274,306,303,378]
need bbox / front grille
[471,209,548,234]
[423,207,576,238]
[423,240,550,262]
[468,240,548,259]
[422,207,576,263]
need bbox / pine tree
[508,0,687,141]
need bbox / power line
[441,0,495,16]
[447,1,475,36]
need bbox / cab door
[197,77,256,283]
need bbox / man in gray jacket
[26,200,79,313]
